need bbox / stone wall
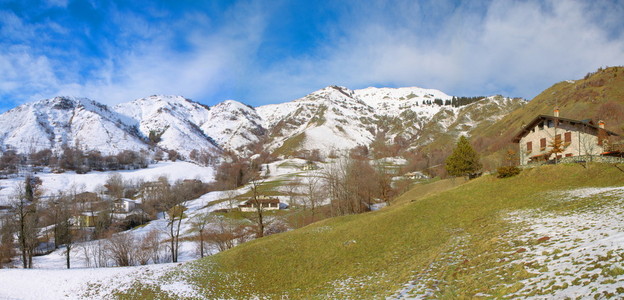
[522,155,624,168]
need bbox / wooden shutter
[564,132,572,143]
[540,138,546,149]
[526,141,532,152]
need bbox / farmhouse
[75,191,99,203]
[512,109,619,165]
[238,197,281,212]
[70,212,98,228]
[112,198,137,213]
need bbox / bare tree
[191,212,210,258]
[374,162,395,206]
[302,172,324,222]
[163,179,192,263]
[322,156,393,216]
[11,183,39,268]
[145,229,166,264]
[49,192,79,268]
[106,232,135,266]
[285,178,301,209]
[224,189,238,211]
[322,157,351,216]
[135,229,162,265]
[81,239,109,268]
[0,214,15,267]
[104,173,125,199]
[579,129,598,161]
[248,179,269,238]
[205,215,249,252]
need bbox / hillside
[0,97,148,155]
[103,163,624,298]
[472,66,624,166]
[0,86,523,163]
[257,85,524,157]
[113,95,220,157]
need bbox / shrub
[497,166,521,178]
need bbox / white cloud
[0,0,622,110]
[0,1,267,107]
[249,0,624,101]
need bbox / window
[540,138,546,150]
[526,141,532,152]
[564,132,572,143]
[547,120,553,128]
[565,153,573,157]
[555,134,561,141]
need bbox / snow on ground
[0,178,245,299]
[0,161,215,205]
[392,186,624,298]
[506,187,624,298]
[0,157,394,298]
[0,262,199,299]
[27,187,248,271]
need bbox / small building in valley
[70,212,99,228]
[113,198,137,213]
[512,109,619,165]
[238,197,281,212]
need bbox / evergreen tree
[445,136,482,179]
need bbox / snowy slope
[113,95,220,157]
[0,97,147,155]
[256,86,524,155]
[0,161,215,205]
[202,100,266,155]
[257,86,376,154]
[355,86,452,118]
[0,86,525,159]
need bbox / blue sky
[0,0,623,111]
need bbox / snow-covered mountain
[0,97,147,155]
[202,100,266,154]
[256,86,524,155]
[257,86,377,154]
[0,86,525,159]
[113,95,220,157]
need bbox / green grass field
[117,163,624,298]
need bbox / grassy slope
[116,163,619,299]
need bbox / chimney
[599,120,605,129]
[554,108,559,117]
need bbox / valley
[0,67,623,299]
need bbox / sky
[0,0,622,111]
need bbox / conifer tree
[445,136,482,179]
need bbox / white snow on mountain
[202,100,266,155]
[0,86,525,159]
[255,85,523,155]
[257,86,376,153]
[113,95,220,157]
[355,86,452,117]
[0,97,147,155]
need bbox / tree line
[0,147,150,177]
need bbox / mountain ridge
[0,86,525,162]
